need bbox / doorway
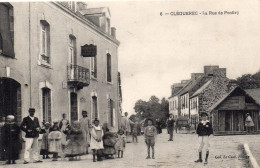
[0,77,21,122]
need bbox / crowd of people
[0,108,128,165]
[0,108,216,166]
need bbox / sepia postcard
[0,0,260,167]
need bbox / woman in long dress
[245,113,254,134]
[64,121,85,161]
[59,114,69,151]
[90,119,104,162]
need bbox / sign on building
[81,44,97,57]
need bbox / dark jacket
[20,116,41,138]
[3,123,22,160]
[167,119,175,129]
[196,121,213,136]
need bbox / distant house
[168,81,188,118]
[207,87,260,135]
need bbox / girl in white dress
[90,119,104,162]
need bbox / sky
[87,0,260,115]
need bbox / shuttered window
[0,3,14,58]
[91,56,97,78]
[108,99,114,127]
[107,54,112,82]
[40,20,50,63]
[42,88,51,123]
[92,96,98,120]
[70,92,78,122]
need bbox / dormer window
[68,1,76,12]
[106,18,110,34]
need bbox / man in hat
[121,112,134,143]
[20,108,42,164]
[194,112,213,165]
[80,110,91,154]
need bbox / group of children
[39,118,128,162]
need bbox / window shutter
[48,90,51,123]
[0,4,14,58]
[94,56,97,78]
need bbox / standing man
[194,112,213,165]
[166,114,175,141]
[20,108,42,164]
[121,112,133,143]
[80,110,91,154]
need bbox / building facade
[0,2,121,131]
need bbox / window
[69,35,76,65]
[70,92,78,122]
[106,18,111,34]
[42,88,51,123]
[0,3,14,57]
[186,95,188,108]
[40,20,50,64]
[0,33,2,54]
[68,1,76,11]
[92,96,98,120]
[107,53,112,82]
[91,56,97,78]
[109,99,114,127]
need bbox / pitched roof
[245,88,260,105]
[179,75,212,96]
[207,87,260,112]
[190,79,212,98]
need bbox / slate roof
[245,88,260,105]
[178,75,212,96]
[190,79,212,98]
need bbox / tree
[236,70,260,89]
[133,96,169,128]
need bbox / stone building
[0,2,121,131]
[169,65,260,134]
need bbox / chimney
[77,2,87,11]
[204,65,219,76]
[111,27,116,38]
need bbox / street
[0,129,254,168]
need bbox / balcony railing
[67,65,90,88]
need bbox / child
[40,122,51,159]
[3,115,21,164]
[64,121,85,161]
[114,128,126,158]
[90,119,104,162]
[48,124,62,161]
[194,112,213,165]
[144,118,157,159]
[132,121,138,143]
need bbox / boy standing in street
[166,114,175,141]
[144,119,157,159]
[194,112,213,165]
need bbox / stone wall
[198,76,230,114]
